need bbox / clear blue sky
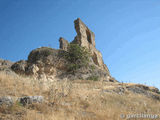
[0,0,160,88]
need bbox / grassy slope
[0,72,160,120]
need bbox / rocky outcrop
[72,18,95,47]
[71,18,109,72]
[0,59,16,76]
[11,60,27,74]
[19,96,44,106]
[58,18,109,72]
[59,37,69,51]
[12,47,67,77]
[126,84,160,100]
[0,59,13,71]
[11,18,113,81]
[0,96,13,106]
[0,96,44,106]
[103,83,160,100]
[0,59,13,66]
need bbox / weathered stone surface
[11,18,112,81]
[11,60,27,74]
[59,37,69,51]
[70,18,108,71]
[126,84,160,100]
[0,96,13,106]
[0,96,44,106]
[0,59,13,66]
[26,64,39,75]
[19,96,44,106]
[73,18,95,47]
[0,59,16,75]
[0,59,13,70]
[27,47,68,72]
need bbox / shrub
[90,65,96,70]
[87,75,99,81]
[65,44,90,73]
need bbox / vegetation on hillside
[0,72,160,120]
[63,44,90,73]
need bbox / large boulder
[11,60,27,74]
[27,47,68,72]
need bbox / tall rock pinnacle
[60,18,110,72]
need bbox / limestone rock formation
[72,18,96,47]
[12,47,67,77]
[0,96,44,107]
[11,18,114,82]
[59,37,69,51]
[0,59,16,76]
[0,59,13,71]
[0,96,13,106]
[58,18,110,72]
[11,60,27,74]
[19,96,44,106]
[71,18,109,72]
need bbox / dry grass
[0,72,160,120]
[0,72,45,97]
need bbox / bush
[87,75,99,81]
[90,65,96,70]
[65,44,90,73]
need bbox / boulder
[26,64,39,75]
[19,96,44,106]
[0,59,13,66]
[0,96,13,106]
[11,60,27,74]
[0,59,14,72]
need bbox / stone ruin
[59,37,69,51]
[10,18,114,82]
[59,18,109,72]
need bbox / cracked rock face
[61,18,110,72]
[11,18,112,81]
[59,37,69,51]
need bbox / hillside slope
[0,71,160,120]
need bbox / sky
[0,0,160,88]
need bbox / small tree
[65,44,90,73]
